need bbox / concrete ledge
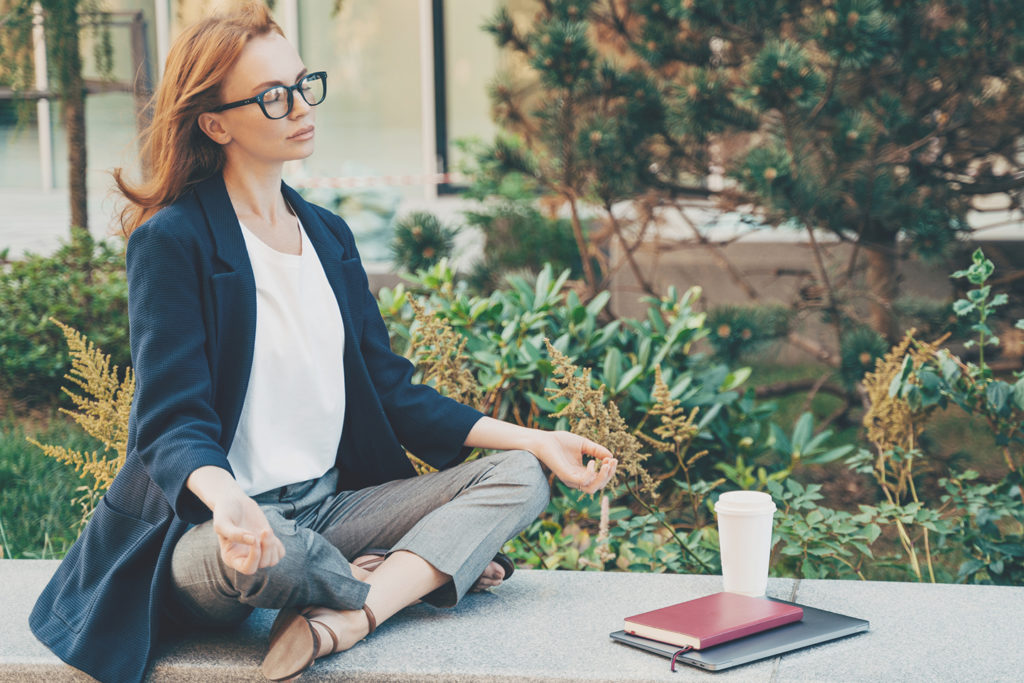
[2,559,1023,682]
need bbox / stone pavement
[2,559,1023,682]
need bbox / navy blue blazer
[29,174,484,683]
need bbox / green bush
[380,261,758,484]
[0,229,129,407]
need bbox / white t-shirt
[227,214,346,496]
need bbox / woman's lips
[289,126,315,140]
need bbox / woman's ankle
[308,607,374,656]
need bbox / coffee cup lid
[714,490,777,515]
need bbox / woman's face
[203,31,317,169]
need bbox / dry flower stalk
[405,297,484,474]
[863,330,941,459]
[29,319,134,525]
[544,339,658,499]
[860,329,945,581]
[407,297,482,409]
[637,366,717,524]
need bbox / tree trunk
[65,73,87,232]
[863,239,899,342]
[45,0,88,233]
[63,14,87,233]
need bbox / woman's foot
[352,553,509,591]
[261,604,375,681]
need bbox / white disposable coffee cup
[715,491,777,597]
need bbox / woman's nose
[290,91,313,118]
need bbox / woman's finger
[260,545,279,569]
[579,459,597,489]
[240,536,261,574]
[214,521,257,546]
[579,438,614,461]
[583,459,616,494]
[261,531,286,568]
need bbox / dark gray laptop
[609,599,869,672]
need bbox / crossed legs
[168,451,550,677]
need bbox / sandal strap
[362,604,377,636]
[307,618,340,654]
[354,556,386,571]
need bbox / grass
[0,415,100,559]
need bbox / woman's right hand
[187,465,286,574]
[211,491,286,574]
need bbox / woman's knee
[494,450,550,514]
[170,521,221,586]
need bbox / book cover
[623,592,804,650]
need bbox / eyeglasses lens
[262,86,290,118]
[299,75,326,107]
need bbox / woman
[28,4,616,682]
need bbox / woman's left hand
[529,431,617,494]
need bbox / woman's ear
[197,112,231,146]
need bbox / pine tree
[483,0,1024,342]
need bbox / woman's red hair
[113,2,283,237]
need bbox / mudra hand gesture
[529,430,617,494]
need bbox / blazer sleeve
[330,214,485,469]
[126,222,231,523]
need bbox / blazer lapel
[194,175,257,449]
[283,182,365,343]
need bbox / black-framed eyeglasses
[211,71,327,120]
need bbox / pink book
[623,592,804,650]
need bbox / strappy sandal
[354,548,516,582]
[261,604,376,681]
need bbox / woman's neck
[221,162,290,223]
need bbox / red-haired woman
[29,4,616,682]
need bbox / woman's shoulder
[125,188,213,269]
[130,187,206,246]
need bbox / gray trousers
[167,450,549,628]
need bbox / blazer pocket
[50,496,160,633]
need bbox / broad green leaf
[952,299,974,317]
[967,285,990,304]
[722,366,752,391]
[792,412,814,452]
[603,347,622,391]
[1013,379,1024,411]
[696,403,722,429]
[770,422,792,455]
[888,355,913,397]
[586,290,611,317]
[803,444,855,465]
[938,352,961,384]
[986,381,1011,414]
[637,336,652,369]
[533,266,552,309]
[616,365,644,394]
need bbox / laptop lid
[610,599,869,672]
